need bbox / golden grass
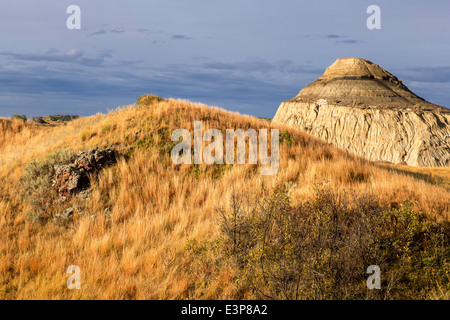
[379,163,450,191]
[0,98,449,299]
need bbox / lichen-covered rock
[26,115,79,125]
[53,165,89,198]
[53,147,116,200]
[273,58,450,167]
[74,148,116,172]
[26,117,47,124]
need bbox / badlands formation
[273,58,450,167]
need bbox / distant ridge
[27,115,79,124]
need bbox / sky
[0,0,449,118]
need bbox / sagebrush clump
[20,149,75,221]
[136,94,166,105]
[219,186,450,300]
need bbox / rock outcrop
[273,58,450,167]
[27,115,79,125]
[54,165,90,199]
[53,147,116,200]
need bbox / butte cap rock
[273,58,450,167]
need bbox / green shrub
[136,94,166,105]
[100,124,115,134]
[20,149,75,222]
[279,130,294,146]
[218,186,449,300]
[47,115,79,122]
[12,114,27,122]
[80,128,96,141]
[133,127,175,157]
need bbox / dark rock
[26,115,79,125]
[53,165,89,198]
[44,115,79,122]
[74,148,116,172]
[53,147,115,201]
[26,117,47,124]
[74,151,96,172]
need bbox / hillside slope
[0,97,449,299]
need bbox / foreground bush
[219,186,449,300]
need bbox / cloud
[1,48,83,61]
[8,54,448,119]
[396,66,450,83]
[304,34,359,44]
[336,39,359,44]
[88,29,108,37]
[326,34,345,39]
[201,59,322,75]
[10,50,448,119]
[131,63,303,116]
[110,28,125,34]
[152,40,166,44]
[171,35,193,40]
[88,28,125,36]
[0,49,112,67]
[0,56,311,117]
[404,81,450,108]
[202,60,273,72]
[303,34,348,40]
[275,59,323,74]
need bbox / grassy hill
[0,96,449,299]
